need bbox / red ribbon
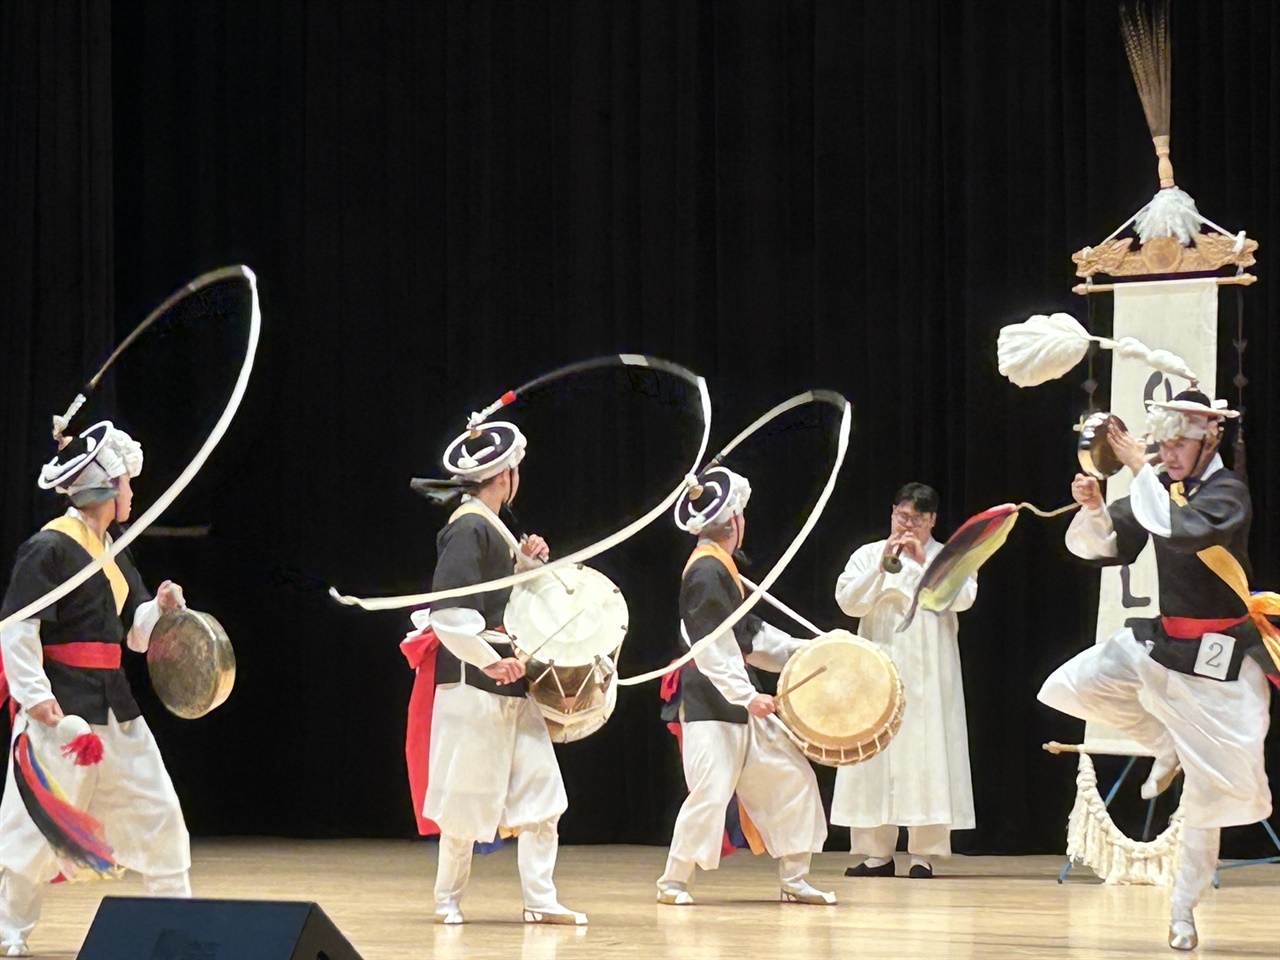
[400,628,442,836]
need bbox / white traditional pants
[661,715,826,885]
[425,683,567,910]
[434,820,563,913]
[1038,630,1271,913]
[850,823,952,859]
[0,710,190,948]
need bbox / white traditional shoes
[656,882,695,905]
[1142,755,1182,800]
[433,902,464,925]
[780,879,838,905]
[1168,909,1198,951]
[435,903,588,925]
[522,905,588,925]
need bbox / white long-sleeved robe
[830,537,977,833]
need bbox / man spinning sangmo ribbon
[657,467,834,907]
[401,422,587,926]
[1038,390,1277,952]
[0,424,192,958]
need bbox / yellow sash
[42,515,128,615]
[1169,482,1280,673]
[683,542,743,598]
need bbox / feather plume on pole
[1121,0,1172,187]
[997,313,1197,389]
[1120,0,1206,244]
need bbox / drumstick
[522,536,575,594]
[516,609,583,662]
[775,665,828,701]
[739,575,824,637]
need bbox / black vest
[0,525,150,723]
[429,510,527,698]
[1101,468,1264,681]
[663,554,765,724]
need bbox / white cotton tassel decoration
[1064,753,1183,886]
[996,313,1092,388]
[1134,187,1201,245]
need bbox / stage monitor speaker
[79,896,364,960]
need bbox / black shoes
[908,864,934,879]
[844,860,895,878]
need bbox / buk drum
[775,629,904,767]
[146,608,236,719]
[505,564,628,743]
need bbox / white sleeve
[1129,464,1173,538]
[1065,504,1119,559]
[128,583,187,653]
[428,607,502,669]
[744,621,805,673]
[689,625,759,708]
[834,544,887,618]
[127,599,163,653]
[1,619,54,707]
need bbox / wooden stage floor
[30,840,1278,959]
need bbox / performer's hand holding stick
[1071,474,1104,510]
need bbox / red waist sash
[0,642,120,720]
[43,642,122,669]
[1161,615,1249,640]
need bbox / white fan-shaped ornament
[996,313,1091,388]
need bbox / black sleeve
[733,613,766,652]
[1167,477,1251,554]
[681,558,742,645]
[429,516,488,614]
[1080,497,1148,569]
[116,547,152,629]
[0,532,68,622]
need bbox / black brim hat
[674,466,751,535]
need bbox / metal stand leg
[1212,819,1280,888]
[1058,756,1138,883]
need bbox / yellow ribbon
[42,515,128,614]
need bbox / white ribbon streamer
[618,391,851,686]
[0,266,262,633]
[740,575,825,639]
[328,362,713,610]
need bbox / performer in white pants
[1039,391,1275,952]
[657,467,833,906]
[0,423,191,958]
[408,421,586,925]
[832,483,977,879]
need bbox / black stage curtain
[0,0,116,564]
[2,0,1277,856]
